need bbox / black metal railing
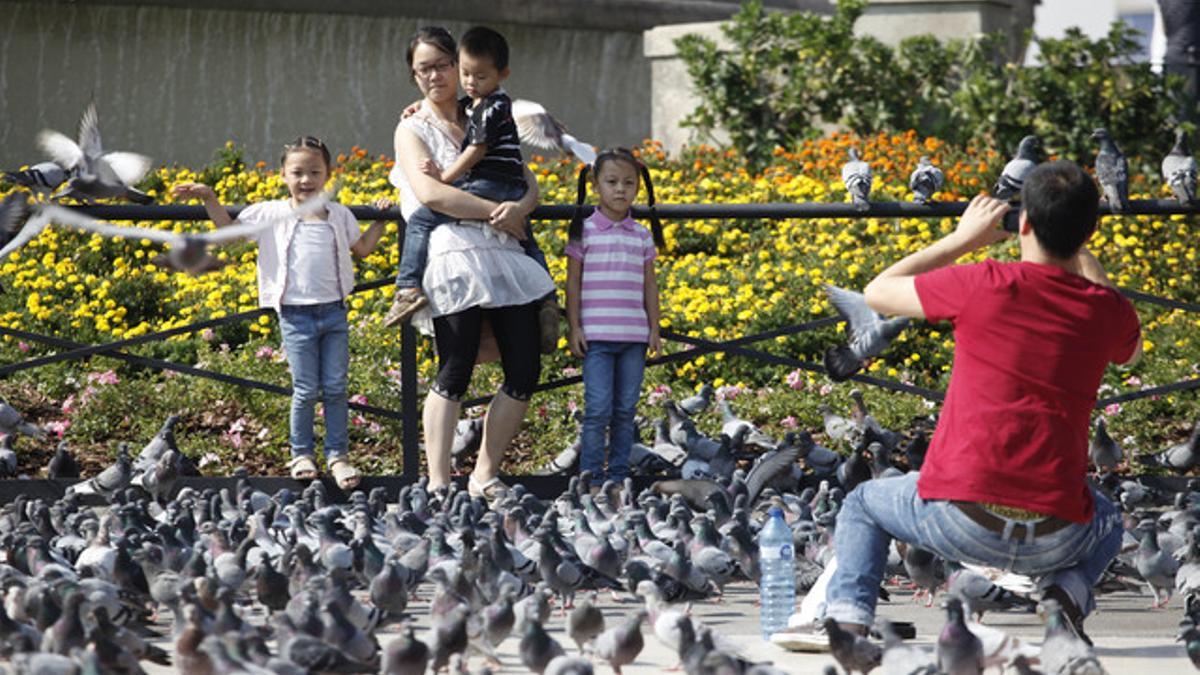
[0,199,1196,492]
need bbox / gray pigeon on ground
[519,617,566,674]
[567,592,605,654]
[37,102,154,204]
[880,619,937,675]
[67,442,133,501]
[47,441,80,479]
[993,135,1041,199]
[1163,128,1197,205]
[0,396,44,438]
[824,617,882,674]
[678,384,715,417]
[544,654,596,675]
[909,156,944,204]
[946,566,1036,620]
[0,435,16,478]
[1038,600,1107,674]
[823,285,910,382]
[842,148,874,212]
[1092,128,1129,213]
[1135,526,1179,608]
[1089,418,1123,473]
[383,623,430,675]
[1149,420,1200,473]
[450,418,483,470]
[936,596,984,675]
[593,610,646,675]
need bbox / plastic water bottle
[758,506,796,640]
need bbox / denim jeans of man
[278,301,350,461]
[824,471,1122,626]
[395,177,543,288]
[581,341,647,487]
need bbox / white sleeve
[236,203,270,242]
[337,205,363,245]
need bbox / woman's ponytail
[637,162,666,250]
[567,164,591,244]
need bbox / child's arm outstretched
[566,256,586,358]
[171,183,234,228]
[351,198,392,258]
[644,259,662,356]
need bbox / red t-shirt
[914,260,1140,523]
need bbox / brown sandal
[328,458,361,491]
[288,455,318,480]
[383,288,429,327]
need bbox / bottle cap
[768,506,783,518]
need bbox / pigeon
[1089,417,1123,473]
[37,102,154,203]
[823,285,910,382]
[66,442,133,501]
[519,617,566,674]
[879,620,936,675]
[511,99,597,165]
[0,192,34,258]
[46,441,81,479]
[842,148,874,212]
[4,161,70,198]
[946,566,1037,620]
[1163,128,1197,205]
[1092,128,1129,213]
[37,186,331,275]
[0,396,44,438]
[536,441,581,476]
[936,596,983,675]
[678,384,715,417]
[567,592,605,654]
[450,418,483,470]
[0,436,16,478]
[1135,526,1179,608]
[993,135,1041,199]
[904,545,945,608]
[544,654,596,675]
[593,609,646,675]
[1038,599,1106,674]
[383,623,431,675]
[824,617,882,674]
[1149,420,1200,473]
[1179,617,1200,670]
[909,156,944,204]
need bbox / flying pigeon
[0,193,39,263]
[993,135,1041,200]
[1092,128,1129,213]
[823,284,911,382]
[1162,128,1197,205]
[37,101,154,203]
[841,148,873,212]
[909,156,944,204]
[38,185,332,275]
[512,99,597,165]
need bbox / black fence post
[400,322,420,484]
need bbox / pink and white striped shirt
[565,210,657,343]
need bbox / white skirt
[411,221,556,334]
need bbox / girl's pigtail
[568,164,591,244]
[638,162,666,250]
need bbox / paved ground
[137,579,1190,674]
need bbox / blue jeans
[581,341,646,487]
[395,177,546,288]
[278,301,350,461]
[824,472,1122,626]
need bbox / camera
[1002,209,1021,233]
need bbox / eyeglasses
[413,59,455,80]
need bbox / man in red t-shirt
[822,161,1140,641]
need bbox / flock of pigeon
[1,385,1200,673]
[842,127,1198,212]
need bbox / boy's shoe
[384,288,429,328]
[538,300,561,354]
[1038,584,1092,646]
[770,622,831,652]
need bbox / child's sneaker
[384,287,429,327]
[538,300,561,354]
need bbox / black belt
[950,501,1073,539]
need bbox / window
[1119,11,1156,62]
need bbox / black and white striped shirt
[461,88,525,186]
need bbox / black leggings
[431,303,541,402]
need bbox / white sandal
[468,474,509,503]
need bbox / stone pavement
[141,580,1191,674]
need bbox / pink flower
[1104,403,1121,416]
[654,384,673,395]
[352,414,367,427]
[349,394,369,405]
[61,395,76,415]
[87,369,119,386]
[255,345,276,360]
[780,415,799,429]
[567,399,578,413]
[561,366,579,377]
[17,341,29,353]
[1125,375,1142,388]
[44,420,70,437]
[716,384,742,401]
[368,421,383,434]
[201,328,214,341]
[223,431,243,449]
[647,390,666,406]
[785,369,805,390]
[537,405,548,420]
[819,383,834,396]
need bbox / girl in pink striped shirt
[565,148,665,490]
